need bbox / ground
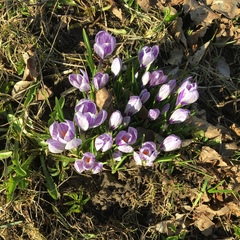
[0,0,240,239]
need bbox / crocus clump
[46,29,200,175]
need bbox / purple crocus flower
[116,127,138,153]
[93,72,109,90]
[109,110,123,130]
[46,120,82,153]
[138,45,159,67]
[160,103,170,115]
[141,71,151,87]
[123,116,131,127]
[133,141,158,166]
[68,69,90,92]
[94,31,116,59]
[169,108,190,124]
[95,133,113,152]
[113,150,122,161]
[139,89,150,103]
[176,79,199,107]
[148,108,160,121]
[157,79,176,101]
[111,57,122,77]
[74,152,103,174]
[149,70,167,87]
[161,134,181,152]
[74,99,107,131]
[124,96,142,116]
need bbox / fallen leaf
[137,0,150,12]
[35,85,53,101]
[22,50,37,82]
[167,47,183,65]
[210,0,240,19]
[230,123,240,136]
[188,40,210,65]
[171,17,187,48]
[95,87,114,116]
[12,81,32,99]
[216,57,231,79]
[199,146,227,166]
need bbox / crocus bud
[111,57,122,77]
[149,70,167,87]
[94,31,116,59]
[69,69,91,92]
[93,72,109,90]
[92,162,103,174]
[123,116,131,127]
[148,108,160,121]
[141,71,151,87]
[124,96,142,116]
[160,103,170,116]
[139,89,150,103]
[176,79,199,107]
[109,110,123,130]
[169,108,190,124]
[95,133,113,152]
[161,134,181,152]
[138,45,159,67]
[157,79,176,101]
[113,150,122,161]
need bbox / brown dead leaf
[168,47,183,65]
[210,0,240,19]
[95,87,114,115]
[199,146,227,166]
[22,50,37,82]
[12,81,32,99]
[188,40,210,65]
[187,115,221,140]
[216,57,231,79]
[35,85,53,101]
[171,17,187,48]
[137,0,150,12]
[230,123,240,137]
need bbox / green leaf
[82,28,95,76]
[24,83,37,108]
[0,151,12,160]
[40,155,59,200]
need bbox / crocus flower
[139,89,150,103]
[116,127,138,153]
[68,69,90,92]
[133,141,158,166]
[74,152,103,174]
[74,99,107,131]
[124,96,142,116]
[138,45,159,67]
[149,70,167,87]
[94,31,116,59]
[157,79,176,101]
[148,108,160,121]
[169,108,190,124]
[176,79,199,107]
[123,116,131,127]
[46,120,82,153]
[160,103,170,115]
[161,134,181,152]
[141,71,151,87]
[113,150,122,161]
[111,57,122,77]
[109,110,123,130]
[93,72,109,90]
[95,133,113,152]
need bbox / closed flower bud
[109,110,123,130]
[169,108,190,124]
[148,108,160,121]
[157,79,176,101]
[161,134,181,152]
[111,57,122,77]
[149,70,167,87]
[141,71,151,87]
[139,89,150,103]
[124,96,142,116]
[138,45,159,67]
